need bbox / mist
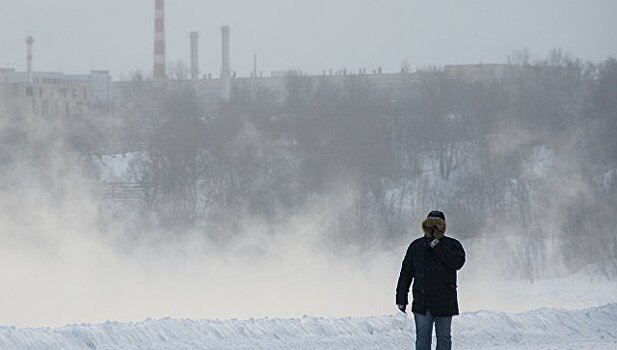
[1,0,616,333]
[0,151,402,327]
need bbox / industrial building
[0,68,110,123]
[1,0,512,126]
[0,33,111,127]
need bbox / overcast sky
[1,0,615,79]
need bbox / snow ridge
[1,304,616,349]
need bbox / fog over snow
[1,0,616,349]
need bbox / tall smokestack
[221,25,231,101]
[153,0,166,79]
[190,31,199,80]
[26,36,34,83]
[253,54,257,78]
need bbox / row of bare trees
[99,53,617,273]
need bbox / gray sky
[1,0,616,79]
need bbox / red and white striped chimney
[153,0,166,79]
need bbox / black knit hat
[427,210,445,221]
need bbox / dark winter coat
[396,235,466,317]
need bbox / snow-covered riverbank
[1,303,615,349]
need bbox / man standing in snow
[396,210,466,350]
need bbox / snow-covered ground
[1,303,615,349]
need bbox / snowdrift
[1,304,616,349]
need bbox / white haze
[1,122,615,328]
[1,0,616,330]
[0,156,402,327]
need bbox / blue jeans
[413,311,452,350]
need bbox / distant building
[0,69,111,124]
[0,69,111,104]
[442,64,509,81]
[110,64,514,110]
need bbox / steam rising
[0,142,398,326]
[1,10,616,325]
[2,112,615,328]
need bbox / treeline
[105,51,616,272]
[2,51,612,275]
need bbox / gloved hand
[397,304,406,313]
